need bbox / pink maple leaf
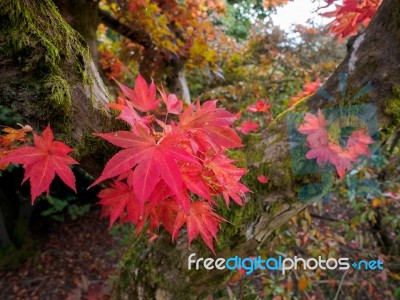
[257,175,269,184]
[298,109,329,147]
[346,129,375,157]
[236,120,259,134]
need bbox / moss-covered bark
[53,0,100,60]
[0,0,116,175]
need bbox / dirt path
[0,209,125,300]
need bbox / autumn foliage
[321,0,382,41]
[91,74,249,253]
[0,125,78,202]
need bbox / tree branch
[98,9,153,49]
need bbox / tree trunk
[0,0,399,299]
[53,0,100,61]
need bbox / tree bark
[53,0,100,61]
[0,0,399,299]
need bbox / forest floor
[0,209,126,300]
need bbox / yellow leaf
[304,209,312,224]
[372,198,380,207]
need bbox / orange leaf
[298,275,308,291]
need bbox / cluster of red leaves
[99,48,126,80]
[235,99,273,135]
[91,74,249,253]
[298,109,375,178]
[290,79,321,107]
[321,0,382,41]
[0,125,78,202]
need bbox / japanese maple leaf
[346,129,375,157]
[321,0,381,41]
[205,155,249,206]
[179,100,243,150]
[144,199,181,236]
[236,120,259,134]
[303,79,321,94]
[98,180,140,226]
[247,99,272,114]
[298,109,329,147]
[115,74,160,112]
[107,96,128,111]
[180,162,214,203]
[159,88,183,114]
[91,130,198,215]
[0,125,78,203]
[117,102,153,135]
[172,201,226,254]
[305,142,341,167]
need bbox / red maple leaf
[330,146,356,178]
[179,100,243,150]
[305,142,340,167]
[98,180,139,226]
[116,102,153,135]
[290,79,321,106]
[0,125,78,202]
[236,120,259,134]
[159,88,183,114]
[91,130,198,215]
[115,74,161,112]
[321,0,382,41]
[299,110,375,179]
[172,201,226,254]
[247,99,273,114]
[205,155,249,206]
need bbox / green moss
[43,75,72,112]
[0,0,93,135]
[385,86,400,127]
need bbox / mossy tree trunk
[0,0,399,299]
[53,0,100,61]
[0,0,115,175]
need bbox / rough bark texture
[112,0,400,299]
[0,0,399,299]
[54,0,100,61]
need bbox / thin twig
[333,269,349,300]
